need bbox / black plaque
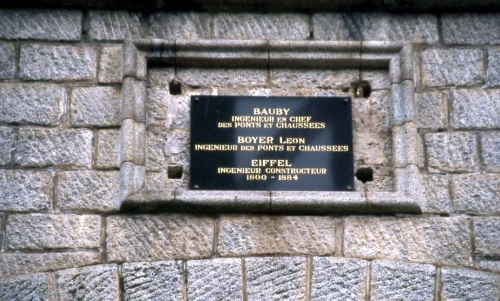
[190,96,354,191]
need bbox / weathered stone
[474,217,500,257]
[441,267,500,301]
[421,174,453,214]
[187,258,242,301]
[177,68,267,87]
[425,132,477,173]
[271,69,358,89]
[89,11,143,41]
[442,14,500,45]
[146,129,168,172]
[482,132,500,172]
[311,257,367,301]
[99,45,123,84]
[246,257,307,301]
[57,171,120,212]
[214,13,309,40]
[0,252,100,277]
[0,43,15,79]
[6,214,101,250]
[452,174,500,214]
[218,215,337,256]
[361,70,390,90]
[122,261,183,301]
[56,265,119,301]
[422,48,483,87]
[313,13,438,42]
[416,91,447,129]
[0,273,55,301]
[370,260,435,301]
[20,45,97,81]
[106,215,214,262]
[96,129,120,169]
[452,89,500,129]
[0,127,12,165]
[0,170,52,212]
[148,12,211,39]
[344,216,472,266]
[0,84,65,125]
[0,9,82,41]
[15,128,93,168]
[71,87,121,127]
[487,48,500,86]
[476,261,500,274]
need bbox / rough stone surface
[452,89,500,129]
[474,217,500,257]
[416,91,447,129]
[122,261,183,301]
[0,127,12,165]
[442,14,500,45]
[57,171,120,212]
[147,68,174,126]
[20,45,97,81]
[89,10,143,40]
[452,174,500,214]
[177,68,267,87]
[148,12,211,39]
[421,174,453,214]
[441,267,500,301]
[313,13,438,42]
[476,261,500,274]
[99,45,123,84]
[270,69,358,89]
[0,273,55,301]
[487,48,500,86]
[15,128,93,168]
[56,265,119,301]
[361,70,390,90]
[344,217,472,266]
[106,215,214,262]
[422,48,484,87]
[96,129,120,169]
[0,252,101,277]
[0,43,15,79]
[214,13,309,40]
[0,9,82,41]
[246,257,307,301]
[187,258,242,301]
[218,215,337,256]
[370,260,435,301]
[425,132,477,173]
[6,214,101,250]
[71,87,121,126]
[311,257,367,301]
[146,129,168,172]
[482,132,500,172]
[0,84,65,126]
[0,170,52,212]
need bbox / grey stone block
[452,174,500,214]
[452,89,500,129]
[89,10,143,41]
[422,48,484,87]
[0,43,15,79]
[311,257,367,301]
[0,9,82,41]
[122,261,183,301]
[474,217,500,257]
[271,191,366,214]
[146,128,168,172]
[245,257,307,301]
[96,129,120,169]
[177,68,267,87]
[106,215,214,262]
[0,170,52,212]
[174,190,270,213]
[361,70,390,90]
[441,267,500,301]
[482,132,500,172]
[370,260,435,301]
[99,45,123,84]
[416,91,447,129]
[0,252,100,277]
[187,258,242,301]
[20,45,97,81]
[119,162,145,201]
[476,261,500,274]
[425,132,477,173]
[121,77,146,122]
[366,192,421,213]
[422,174,453,214]
[487,48,500,87]
[344,216,472,266]
[390,80,416,125]
[392,122,422,168]
[15,128,93,168]
[0,127,12,165]
[57,171,120,212]
[218,215,336,256]
[71,87,121,127]
[6,214,101,250]
[120,119,146,165]
[442,14,500,45]
[0,84,65,126]
[148,12,211,39]
[56,265,119,301]
[214,13,309,40]
[0,273,55,301]
[394,164,425,201]
[270,69,358,89]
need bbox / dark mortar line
[0,212,6,252]
[305,256,313,301]
[335,218,345,257]
[365,260,372,301]
[434,267,442,301]
[101,216,108,264]
[213,215,220,256]
[241,258,248,301]
[469,218,476,265]
[476,131,484,172]
[181,260,188,301]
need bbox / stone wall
[0,9,499,300]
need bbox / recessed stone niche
[119,40,423,214]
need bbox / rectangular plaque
[189,96,354,191]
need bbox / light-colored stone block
[89,11,143,41]
[487,48,500,86]
[452,174,500,214]
[451,89,500,129]
[71,87,121,126]
[177,68,267,87]
[442,13,500,45]
[148,12,211,39]
[0,273,55,301]
[0,43,15,79]
[99,45,123,84]
[96,129,120,169]
[0,127,12,165]
[0,170,52,212]
[441,267,500,301]
[416,91,447,129]
[474,217,500,257]
[421,174,453,214]
[481,132,500,172]
[56,265,119,301]
[425,132,477,173]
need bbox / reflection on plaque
[190,96,354,191]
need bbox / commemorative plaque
[190,96,354,191]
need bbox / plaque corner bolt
[194,185,199,189]
[195,97,200,101]
[346,186,352,190]
[343,98,349,103]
